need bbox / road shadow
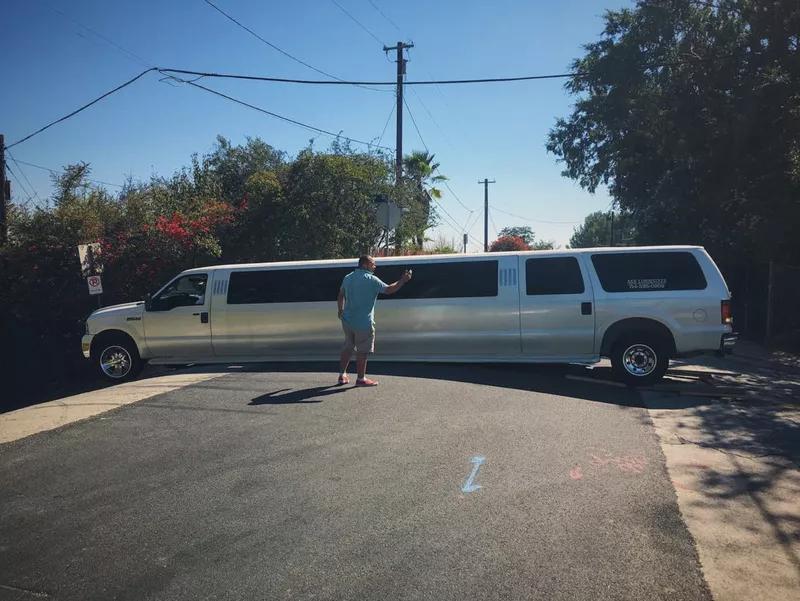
[231,361,648,409]
[670,354,800,407]
[1,362,185,415]
[249,385,350,405]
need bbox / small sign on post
[78,243,103,277]
[87,275,103,296]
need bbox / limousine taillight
[721,299,732,325]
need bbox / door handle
[192,313,200,316]
[200,312,209,324]
[581,302,593,316]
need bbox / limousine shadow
[231,361,647,409]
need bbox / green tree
[569,210,637,248]
[403,150,448,247]
[280,149,389,260]
[547,0,800,265]
[499,226,535,245]
[531,239,556,250]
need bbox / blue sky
[2,0,628,248]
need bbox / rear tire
[90,334,143,383]
[610,333,670,387]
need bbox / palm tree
[402,150,448,247]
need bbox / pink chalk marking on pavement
[569,466,584,479]
[585,449,646,474]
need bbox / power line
[330,0,386,46]
[408,87,454,148]
[404,88,474,216]
[403,95,428,152]
[364,0,405,36]
[464,210,484,236]
[360,2,448,104]
[5,164,35,203]
[402,96,475,230]
[203,0,386,93]
[40,1,154,69]
[161,54,728,86]
[6,55,731,150]
[440,180,474,213]
[489,205,581,225]
[6,151,43,204]
[4,68,156,150]
[488,207,499,239]
[11,159,125,188]
[400,97,466,234]
[180,78,393,151]
[377,102,395,148]
[431,197,469,236]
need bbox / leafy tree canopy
[547,0,800,264]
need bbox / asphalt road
[0,364,712,601]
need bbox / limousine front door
[519,255,596,359]
[143,273,213,358]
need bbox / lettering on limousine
[126,316,142,321]
[461,456,485,493]
[626,278,667,290]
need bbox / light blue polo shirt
[340,269,388,331]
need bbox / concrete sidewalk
[0,370,227,444]
[644,352,800,601]
[727,340,800,375]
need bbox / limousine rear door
[143,272,213,358]
[519,255,596,359]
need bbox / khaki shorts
[342,321,375,354]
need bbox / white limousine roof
[181,246,705,275]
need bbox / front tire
[611,333,669,387]
[91,334,143,383]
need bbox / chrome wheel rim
[100,346,132,379]
[622,344,657,377]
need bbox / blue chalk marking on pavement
[461,456,485,493]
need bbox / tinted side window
[228,267,352,304]
[227,261,499,304]
[591,252,707,292]
[375,260,498,300]
[526,257,585,295]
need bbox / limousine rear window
[590,251,707,292]
[526,257,585,295]
[226,260,499,304]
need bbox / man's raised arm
[383,270,413,295]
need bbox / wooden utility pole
[383,42,414,186]
[479,179,495,252]
[609,209,615,246]
[765,260,774,346]
[0,135,7,246]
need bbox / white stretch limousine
[81,246,736,386]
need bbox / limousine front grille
[499,268,517,287]
[213,279,229,296]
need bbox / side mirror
[144,293,152,311]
